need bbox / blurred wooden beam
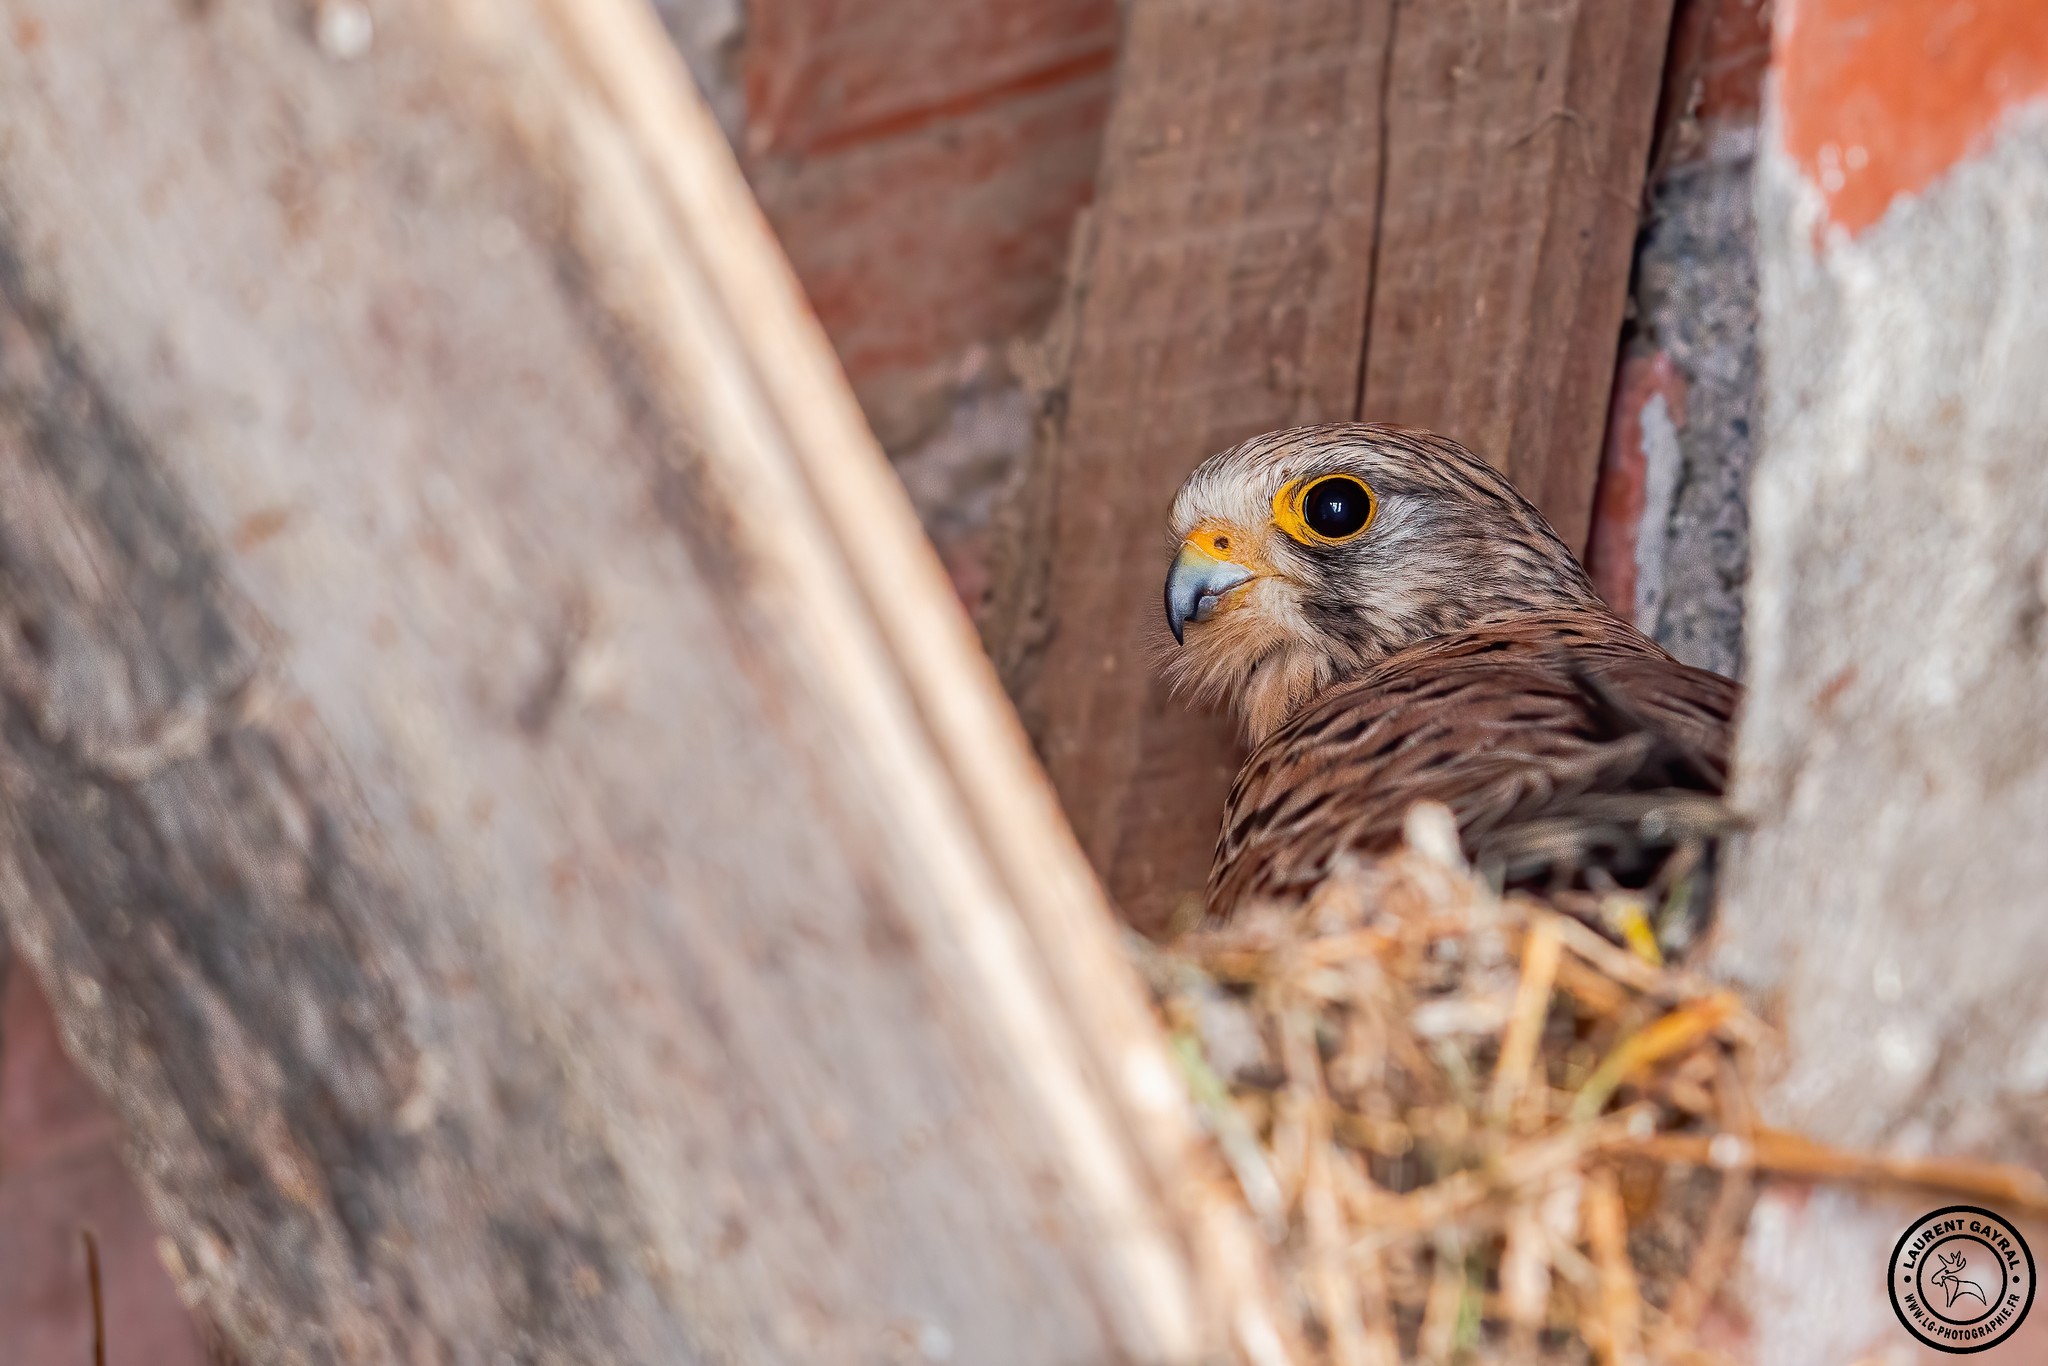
[0,2,1285,1361]
[990,0,1674,929]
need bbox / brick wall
[726,0,1118,613]
[0,962,213,1365]
[1588,0,1771,678]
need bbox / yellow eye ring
[1273,474,1378,545]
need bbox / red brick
[1585,349,1688,617]
[1,958,118,1174]
[745,0,1114,156]
[1653,0,1773,170]
[1694,0,1772,126]
[0,963,212,1366]
[751,72,1108,441]
[0,1144,213,1366]
[742,0,1115,444]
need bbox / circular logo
[1890,1205,2035,1353]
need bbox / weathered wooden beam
[1361,0,1675,549]
[990,0,1673,928]
[0,2,1284,1361]
[990,0,1395,933]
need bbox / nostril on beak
[1164,542,1253,644]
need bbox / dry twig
[1147,809,2038,1363]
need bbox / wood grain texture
[0,2,1286,1362]
[990,0,1673,928]
[1361,0,1676,549]
[992,0,1397,932]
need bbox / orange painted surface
[1777,0,2048,235]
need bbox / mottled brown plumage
[1158,424,1742,923]
[1209,611,1739,917]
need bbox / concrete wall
[1718,1,2048,1360]
[1588,0,1770,680]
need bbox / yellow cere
[1184,519,1249,563]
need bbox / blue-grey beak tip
[1164,549,1250,646]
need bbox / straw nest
[1137,803,2048,1365]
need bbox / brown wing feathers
[1207,611,1741,920]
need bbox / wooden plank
[0,2,1286,1361]
[991,0,1397,933]
[1360,0,1677,549]
[990,0,1672,928]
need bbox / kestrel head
[1162,424,1604,742]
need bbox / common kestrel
[1161,424,1740,923]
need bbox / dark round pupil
[1304,477,1371,538]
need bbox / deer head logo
[1892,1210,2033,1353]
[1929,1249,1989,1310]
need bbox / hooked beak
[1164,539,1254,644]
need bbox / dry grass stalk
[1488,917,1562,1127]
[1582,1168,1643,1365]
[1614,1128,2048,1219]
[1496,1197,1553,1358]
[1140,801,2038,1363]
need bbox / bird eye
[1305,477,1372,538]
[1275,474,1377,545]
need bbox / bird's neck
[1237,645,1341,746]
